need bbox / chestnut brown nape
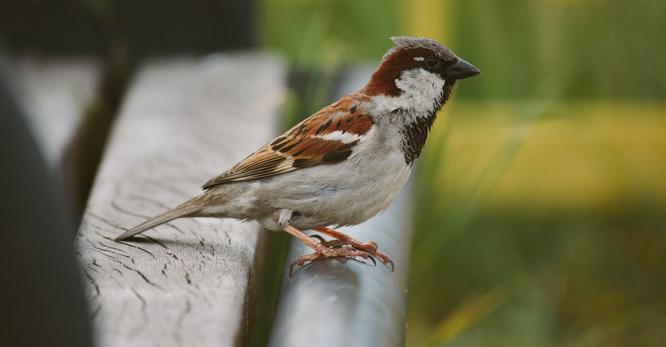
[363,47,436,96]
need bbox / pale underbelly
[264,157,412,229]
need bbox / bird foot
[289,233,395,275]
[289,242,377,276]
[345,240,394,271]
[313,228,395,271]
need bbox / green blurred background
[262,0,665,346]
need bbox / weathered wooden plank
[268,66,414,347]
[11,57,102,169]
[75,54,285,347]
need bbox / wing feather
[202,93,373,189]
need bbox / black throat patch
[399,81,455,166]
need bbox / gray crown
[382,36,455,62]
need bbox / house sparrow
[114,36,480,271]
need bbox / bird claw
[364,255,377,267]
[370,250,394,271]
[382,258,395,271]
[309,234,326,243]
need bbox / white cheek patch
[372,68,446,117]
[413,57,425,62]
[315,130,362,143]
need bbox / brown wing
[202,93,373,189]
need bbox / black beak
[444,58,481,80]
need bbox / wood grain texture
[11,57,102,168]
[268,66,414,347]
[75,54,285,347]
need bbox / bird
[114,36,480,272]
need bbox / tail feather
[114,201,202,241]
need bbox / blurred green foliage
[260,0,666,346]
[261,0,400,67]
[262,0,666,100]
[411,103,666,346]
[453,0,666,100]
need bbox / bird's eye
[424,57,439,69]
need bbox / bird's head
[363,37,480,101]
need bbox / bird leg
[314,226,394,271]
[281,224,376,275]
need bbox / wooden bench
[74,54,285,346]
[13,54,413,346]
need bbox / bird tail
[114,200,203,241]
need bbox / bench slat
[76,54,285,347]
[268,66,414,347]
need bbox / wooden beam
[75,54,285,346]
[268,66,415,347]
